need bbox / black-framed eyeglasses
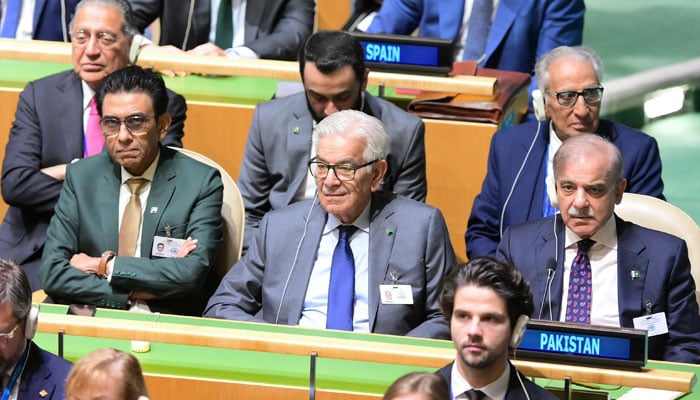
[99,115,154,137]
[308,158,378,181]
[549,86,604,107]
[70,29,122,48]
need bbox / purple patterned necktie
[565,239,595,323]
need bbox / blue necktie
[462,0,493,62]
[215,0,233,49]
[565,239,595,324]
[326,225,357,331]
[1,0,21,38]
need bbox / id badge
[152,235,185,258]
[633,312,669,337]
[380,284,414,305]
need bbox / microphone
[537,258,557,319]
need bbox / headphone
[510,314,529,349]
[532,89,547,122]
[24,304,40,340]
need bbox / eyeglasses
[549,87,604,107]
[100,115,153,137]
[308,159,378,181]
[0,322,19,344]
[70,29,122,48]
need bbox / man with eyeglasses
[205,110,455,339]
[0,259,73,400]
[466,46,665,259]
[40,66,223,316]
[0,0,186,292]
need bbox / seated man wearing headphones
[0,259,73,400]
[437,257,556,400]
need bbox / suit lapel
[282,202,326,324]
[140,150,177,257]
[367,193,397,331]
[57,72,86,159]
[98,160,121,251]
[615,218,648,326]
[485,0,524,65]
[244,0,266,42]
[537,215,566,320]
[439,0,465,40]
[516,130,548,222]
[284,98,314,206]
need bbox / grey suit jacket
[204,191,455,339]
[0,70,185,291]
[40,147,223,316]
[129,0,314,60]
[238,91,427,250]
[497,215,700,363]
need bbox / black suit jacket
[129,0,314,60]
[0,70,185,290]
[436,362,557,400]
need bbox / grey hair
[0,259,31,321]
[534,46,605,93]
[553,133,624,186]
[70,0,138,38]
[313,110,389,168]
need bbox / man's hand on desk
[139,44,190,77]
[41,164,67,180]
[186,43,228,58]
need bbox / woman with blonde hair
[384,372,449,400]
[65,348,148,400]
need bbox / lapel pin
[630,270,640,280]
[386,228,394,236]
[390,270,399,282]
[149,206,158,214]
[293,126,300,135]
[39,389,48,398]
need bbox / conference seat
[615,193,700,307]
[170,147,245,278]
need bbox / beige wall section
[316,0,352,30]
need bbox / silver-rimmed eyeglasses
[100,115,153,137]
[308,158,378,181]
[70,29,122,48]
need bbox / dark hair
[96,65,169,117]
[440,257,534,331]
[70,0,138,38]
[0,259,32,321]
[299,30,366,82]
[383,372,449,400]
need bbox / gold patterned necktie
[118,178,148,256]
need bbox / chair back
[171,147,244,277]
[615,193,700,306]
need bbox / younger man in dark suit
[40,66,222,316]
[0,259,72,400]
[206,110,454,339]
[497,134,700,363]
[437,257,556,399]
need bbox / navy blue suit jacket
[436,362,557,400]
[367,0,584,93]
[19,342,73,400]
[1,0,80,41]
[497,215,700,363]
[466,119,665,259]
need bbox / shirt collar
[323,199,371,235]
[564,214,618,250]
[450,360,510,399]
[81,80,96,111]
[120,151,160,184]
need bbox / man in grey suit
[238,30,426,251]
[0,0,186,291]
[205,110,454,339]
[129,0,314,60]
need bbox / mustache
[567,206,595,218]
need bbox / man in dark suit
[366,0,584,94]
[129,0,314,60]
[0,0,186,291]
[436,258,556,399]
[467,46,664,259]
[0,0,80,41]
[205,110,453,339]
[238,30,426,251]
[40,66,222,316]
[497,134,700,363]
[0,259,73,400]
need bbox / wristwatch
[98,251,116,278]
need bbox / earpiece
[24,304,39,340]
[546,175,558,208]
[510,315,529,348]
[532,89,546,122]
